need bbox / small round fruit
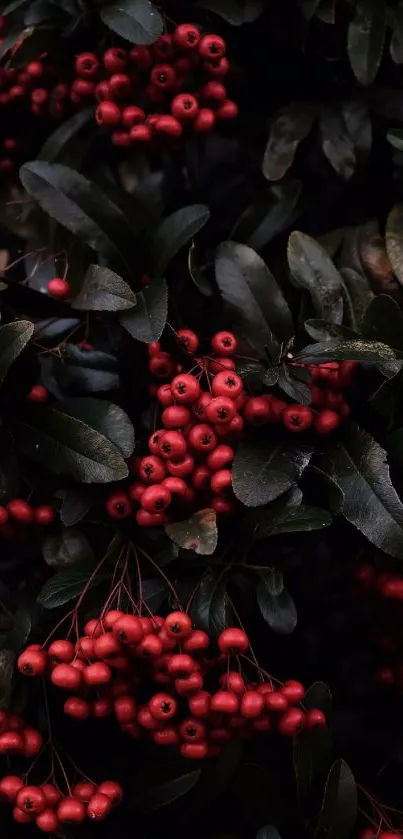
[305,708,326,729]
[243,396,271,426]
[47,278,71,299]
[0,775,24,802]
[34,505,54,525]
[138,455,167,484]
[22,728,43,757]
[141,484,171,514]
[114,695,137,724]
[8,499,34,524]
[180,741,208,759]
[51,663,82,690]
[83,662,112,686]
[96,101,121,126]
[188,691,211,718]
[206,396,236,425]
[72,782,96,803]
[58,797,86,823]
[162,406,191,428]
[277,708,305,737]
[176,329,199,353]
[179,717,206,742]
[103,47,127,73]
[150,63,177,90]
[97,781,123,806]
[211,331,237,355]
[167,654,196,678]
[154,115,183,137]
[28,385,48,403]
[18,648,47,677]
[159,430,187,459]
[212,371,243,399]
[165,611,192,639]
[280,680,305,704]
[206,444,234,471]
[218,627,249,654]
[48,639,74,663]
[64,696,90,720]
[87,792,112,821]
[194,108,216,133]
[211,469,232,495]
[106,491,132,519]
[171,373,201,404]
[282,404,313,432]
[149,692,178,720]
[216,99,238,120]
[314,409,341,435]
[36,808,60,833]
[16,786,46,815]
[113,615,143,645]
[171,93,199,121]
[183,630,210,653]
[210,691,239,714]
[173,24,201,51]
[188,423,217,453]
[241,691,265,719]
[41,785,61,807]
[199,34,226,60]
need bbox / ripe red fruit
[282,404,313,432]
[149,351,175,378]
[171,373,201,404]
[8,499,34,524]
[201,81,226,102]
[162,406,192,429]
[41,784,61,807]
[206,396,236,425]
[22,727,43,757]
[75,52,99,78]
[216,100,238,120]
[94,632,121,659]
[47,277,70,298]
[72,782,96,803]
[84,662,112,685]
[13,806,33,824]
[36,808,60,833]
[154,115,183,137]
[194,108,216,133]
[48,639,74,663]
[0,506,8,525]
[243,396,272,426]
[138,455,167,485]
[159,430,187,459]
[211,469,232,495]
[218,627,249,654]
[188,691,211,718]
[241,691,265,718]
[122,105,145,128]
[173,24,201,51]
[183,630,210,653]
[34,505,54,525]
[28,384,48,403]
[305,708,326,729]
[51,663,82,690]
[210,691,239,714]
[180,741,208,759]
[109,73,131,100]
[18,648,47,676]
[265,692,288,712]
[84,618,103,637]
[129,45,152,70]
[188,423,217,452]
[149,692,178,720]
[199,34,226,60]
[58,797,86,823]
[277,708,305,736]
[211,331,237,355]
[280,680,305,704]
[141,484,171,514]
[0,775,24,802]
[212,371,243,399]
[96,101,121,126]
[64,696,90,720]
[163,476,188,496]
[153,727,179,746]
[92,697,113,717]
[153,33,174,60]
[17,786,46,815]
[114,695,137,724]
[0,731,24,753]
[176,329,199,353]
[106,491,132,519]
[103,47,127,73]
[95,81,110,101]
[136,634,164,657]
[220,671,245,695]
[87,792,112,821]
[192,464,211,491]
[167,654,196,678]
[175,671,204,695]
[206,444,234,471]
[314,409,341,435]
[165,611,192,638]
[136,509,166,527]
[113,615,143,645]
[157,384,174,406]
[150,63,177,90]
[204,57,229,78]
[171,93,199,121]
[167,454,195,477]
[179,717,206,741]
[97,781,123,806]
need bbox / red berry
[179,717,206,741]
[265,692,288,712]
[51,663,82,690]
[176,329,199,353]
[136,509,166,527]
[173,24,201,51]
[159,430,187,459]
[162,406,191,428]
[282,404,313,432]
[280,680,305,704]
[41,785,61,807]
[314,409,341,435]
[305,708,326,729]
[171,93,199,121]
[136,634,164,656]
[153,727,179,745]
[277,708,305,736]
[149,352,175,378]
[112,130,131,147]
[210,691,239,714]
[192,392,213,420]
[241,691,265,718]
[71,78,95,98]
[0,506,8,525]
[243,396,271,426]
[203,57,229,78]
[141,484,171,513]
[165,611,192,638]
[206,444,234,471]
[122,105,145,128]
[154,115,183,137]
[201,81,226,102]
[212,371,243,399]
[149,692,178,720]
[87,792,112,821]
[92,697,113,717]
[157,384,174,406]
[151,63,177,90]
[219,671,245,695]
[47,277,70,298]
[218,627,249,654]
[84,618,103,637]
[183,631,210,654]
[35,808,59,833]
[211,331,237,355]
[28,384,48,403]
[48,639,74,663]
[211,469,232,495]
[188,423,217,452]
[75,52,99,78]
[72,782,96,803]
[58,798,86,823]
[129,45,152,70]
[0,776,24,803]
[103,47,127,73]
[194,108,216,133]
[64,696,90,720]
[138,455,166,484]
[0,731,24,753]
[206,396,236,425]
[162,476,188,496]
[106,491,132,519]
[216,99,238,120]
[84,662,112,685]
[34,505,54,525]
[171,373,201,404]
[113,615,143,645]
[114,695,137,724]
[137,706,159,729]
[104,610,123,629]
[188,690,211,717]
[180,741,208,759]
[8,499,34,524]
[152,33,174,60]
[96,101,121,126]
[109,72,131,99]
[95,81,111,101]
[13,807,33,824]
[17,786,46,815]
[167,453,195,477]
[167,653,196,678]
[199,34,226,60]
[18,648,47,676]
[97,781,123,806]
[21,728,42,757]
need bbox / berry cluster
[0,709,42,758]
[105,330,357,525]
[354,564,403,691]
[0,775,123,830]
[18,611,326,760]
[0,499,54,540]
[354,564,403,601]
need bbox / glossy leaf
[263,103,317,181]
[347,0,386,86]
[255,505,332,539]
[38,562,107,608]
[149,205,210,279]
[43,527,94,568]
[101,0,163,46]
[139,771,201,810]
[288,231,343,324]
[0,320,34,383]
[232,439,313,507]
[386,203,403,286]
[120,276,167,343]
[257,573,297,634]
[296,339,400,364]
[232,180,302,251]
[316,760,357,839]
[166,509,218,556]
[191,567,227,635]
[72,264,136,312]
[37,106,94,163]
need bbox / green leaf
[232,180,302,251]
[59,489,93,527]
[5,610,32,654]
[19,162,132,268]
[149,205,210,279]
[304,320,357,343]
[196,0,265,24]
[324,424,403,559]
[293,727,333,810]
[232,439,313,508]
[316,760,357,839]
[277,367,312,405]
[139,771,201,810]
[166,509,218,556]
[43,527,94,568]
[256,828,281,839]
[386,203,403,286]
[188,241,214,297]
[72,264,136,312]
[287,231,343,324]
[0,320,34,383]
[362,294,403,350]
[297,339,400,364]
[320,107,356,182]
[120,276,167,343]
[15,403,130,483]
[347,0,386,86]
[262,103,317,181]
[215,242,293,352]
[101,0,163,46]
[309,466,345,515]
[255,505,332,539]
[38,562,107,608]
[191,567,227,635]
[37,107,94,163]
[257,573,297,634]
[387,128,403,150]
[61,398,134,458]
[306,681,333,717]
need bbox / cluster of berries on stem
[0,498,54,540]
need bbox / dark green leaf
[297,339,400,364]
[255,505,332,539]
[72,264,136,312]
[341,267,374,330]
[43,527,94,568]
[0,320,34,383]
[232,180,302,251]
[362,294,403,350]
[316,760,357,839]
[325,424,403,558]
[309,466,345,515]
[59,488,93,527]
[19,162,132,268]
[5,610,32,654]
[287,231,343,324]
[348,0,386,86]
[341,100,372,166]
[120,276,167,343]
[188,241,214,296]
[61,398,134,458]
[262,103,317,181]
[386,203,403,286]
[37,106,94,163]
[277,367,312,405]
[232,439,313,508]
[390,6,403,64]
[320,107,356,181]
[215,242,293,352]
[149,205,210,279]
[191,567,227,636]
[196,0,265,24]
[256,828,281,839]
[387,128,403,150]
[257,575,297,634]
[257,568,284,595]
[38,562,107,608]
[306,682,333,717]
[0,28,26,60]
[304,320,357,343]
[55,346,120,394]
[140,579,168,612]
[101,0,163,46]
[166,508,218,556]
[15,403,130,483]
[9,25,57,67]
[293,727,333,810]
[139,771,200,810]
